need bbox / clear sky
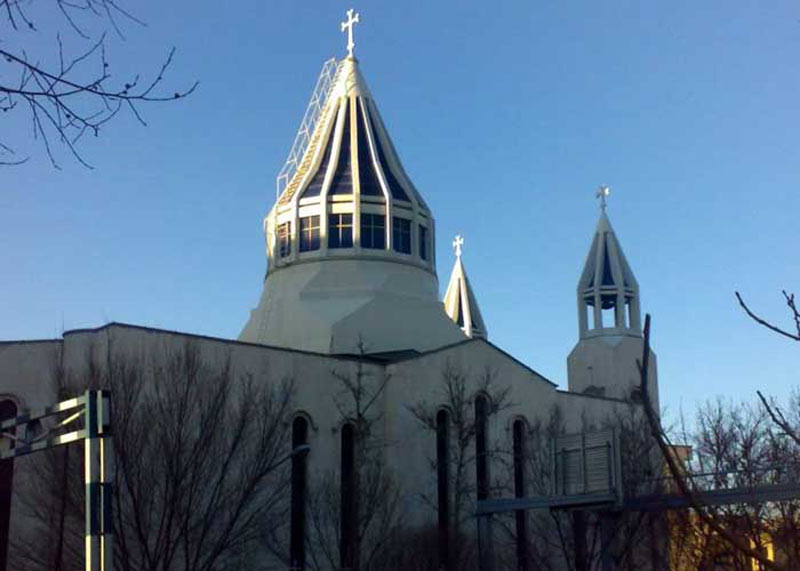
[3,1,799,421]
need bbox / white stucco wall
[0,323,655,569]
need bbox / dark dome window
[392,217,411,254]
[328,105,353,196]
[328,213,353,249]
[278,222,292,257]
[419,225,428,260]
[299,216,320,252]
[301,119,337,199]
[366,104,409,201]
[356,104,383,197]
[361,213,385,249]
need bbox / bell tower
[567,188,658,406]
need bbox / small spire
[596,185,611,212]
[453,234,464,258]
[341,9,361,59]
[444,235,487,339]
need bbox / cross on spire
[596,185,611,212]
[453,234,464,258]
[341,9,360,59]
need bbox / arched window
[475,395,489,501]
[436,409,450,569]
[340,423,357,570]
[513,419,529,571]
[0,399,18,571]
[290,416,309,569]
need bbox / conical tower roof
[444,235,487,339]
[576,190,642,338]
[577,211,639,295]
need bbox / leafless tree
[637,314,786,570]
[505,403,671,571]
[735,289,800,567]
[409,362,512,570]
[10,338,293,571]
[301,346,405,571]
[1,0,196,167]
[464,403,571,571]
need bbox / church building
[0,11,662,571]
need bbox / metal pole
[84,390,101,571]
[84,390,113,571]
[99,390,113,571]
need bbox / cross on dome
[596,185,611,212]
[453,234,464,258]
[341,9,360,58]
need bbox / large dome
[239,55,465,355]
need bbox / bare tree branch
[1,0,196,167]
[736,291,800,342]
[757,390,800,449]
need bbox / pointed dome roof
[576,198,642,339]
[239,31,465,355]
[275,56,428,211]
[444,235,487,339]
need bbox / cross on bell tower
[596,185,611,212]
[341,9,360,59]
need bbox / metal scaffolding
[275,57,340,200]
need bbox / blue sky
[2,1,799,420]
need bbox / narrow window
[299,216,320,252]
[436,410,450,569]
[301,121,336,198]
[365,103,410,201]
[328,214,353,249]
[513,419,529,571]
[475,395,489,500]
[290,417,309,569]
[356,104,383,196]
[340,423,357,570]
[278,222,292,257]
[329,105,354,195]
[392,217,411,254]
[0,400,17,571]
[360,213,385,250]
[419,225,428,260]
